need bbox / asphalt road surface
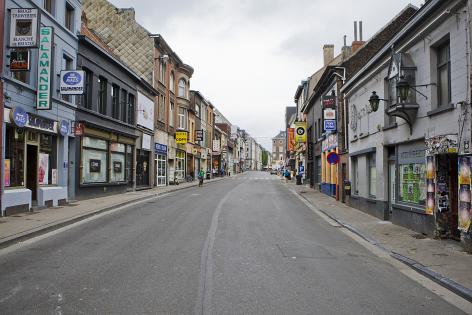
[0,172,467,314]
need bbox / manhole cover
[411,233,427,239]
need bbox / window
[65,2,74,32]
[159,61,165,84]
[112,84,120,119]
[82,137,108,183]
[399,162,426,205]
[175,150,185,180]
[81,69,93,109]
[61,55,73,102]
[98,77,107,115]
[437,42,451,107]
[120,89,127,122]
[178,79,187,98]
[110,143,125,182]
[39,134,57,185]
[5,126,25,187]
[128,94,135,125]
[368,153,376,197]
[169,102,174,127]
[178,107,187,130]
[196,103,200,117]
[13,68,30,84]
[351,157,358,194]
[44,0,54,15]
[170,72,174,92]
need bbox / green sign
[36,26,53,110]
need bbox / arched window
[170,72,174,92]
[178,78,187,98]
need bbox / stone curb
[0,178,225,250]
[295,190,472,303]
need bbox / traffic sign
[324,119,336,132]
[327,152,339,165]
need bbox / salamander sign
[36,26,53,110]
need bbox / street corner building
[2,0,81,215]
[343,0,472,239]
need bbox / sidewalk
[288,180,472,302]
[0,176,225,249]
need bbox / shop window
[110,143,125,182]
[351,157,358,195]
[82,137,108,183]
[128,94,135,125]
[368,153,376,197]
[98,77,107,115]
[5,126,25,187]
[399,162,426,205]
[39,134,57,185]
[112,84,120,119]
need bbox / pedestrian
[198,168,205,187]
[284,169,290,183]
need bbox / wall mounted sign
[322,95,336,108]
[196,130,203,142]
[142,133,152,150]
[60,70,84,95]
[10,106,28,128]
[176,131,188,144]
[155,143,168,155]
[294,122,307,143]
[10,50,30,71]
[73,121,85,136]
[59,120,69,136]
[27,114,55,133]
[212,139,221,152]
[324,119,336,132]
[9,8,39,47]
[327,152,340,165]
[137,91,155,130]
[36,26,53,110]
[287,128,295,151]
[323,108,336,120]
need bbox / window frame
[178,78,187,98]
[368,153,377,198]
[111,84,120,120]
[65,2,75,32]
[436,41,451,107]
[98,76,108,115]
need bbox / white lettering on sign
[36,27,53,110]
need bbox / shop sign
[27,114,55,133]
[60,70,84,95]
[10,106,28,128]
[322,134,338,152]
[213,140,221,152]
[155,143,167,155]
[324,119,336,132]
[59,120,69,136]
[307,142,313,161]
[9,8,39,47]
[196,130,203,142]
[142,133,152,151]
[175,131,187,144]
[287,128,295,151]
[137,91,155,130]
[36,26,53,110]
[10,50,30,71]
[294,122,307,143]
[323,109,336,120]
[322,95,336,108]
[73,121,85,136]
[192,148,198,155]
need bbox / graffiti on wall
[425,135,458,155]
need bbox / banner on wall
[294,122,307,143]
[458,156,472,231]
[4,159,10,187]
[287,128,294,151]
[425,156,435,215]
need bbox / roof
[273,130,286,139]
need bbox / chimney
[323,44,334,66]
[117,8,135,20]
[352,20,365,54]
[341,35,352,60]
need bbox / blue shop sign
[10,107,28,128]
[155,143,168,155]
[324,119,336,132]
[59,120,69,136]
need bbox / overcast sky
[109,0,424,150]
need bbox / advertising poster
[38,153,49,185]
[4,159,10,187]
[458,156,472,231]
[287,128,294,151]
[9,9,39,47]
[294,122,307,143]
[137,91,155,130]
[425,156,435,215]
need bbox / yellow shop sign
[175,131,188,144]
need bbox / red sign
[322,95,336,108]
[327,152,339,165]
[287,128,295,151]
[74,121,85,136]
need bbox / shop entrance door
[26,145,38,201]
[437,154,459,239]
